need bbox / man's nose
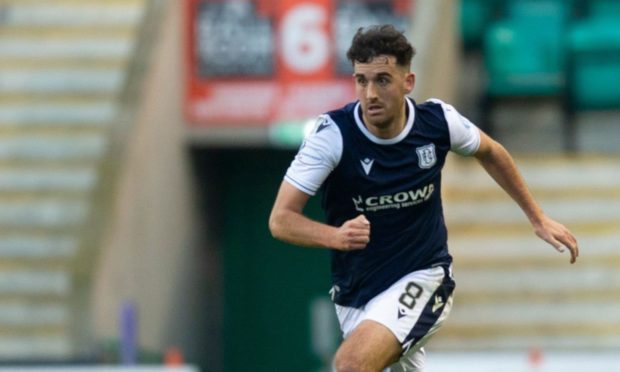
[365,82,378,100]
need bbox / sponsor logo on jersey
[360,158,374,175]
[416,143,437,169]
[314,116,331,133]
[352,183,435,213]
[432,295,445,313]
[329,285,340,301]
[397,307,407,319]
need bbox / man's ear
[405,72,416,93]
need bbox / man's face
[353,55,415,131]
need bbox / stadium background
[0,0,619,371]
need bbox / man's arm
[473,131,579,263]
[269,181,370,251]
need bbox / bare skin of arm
[269,181,370,251]
[474,131,579,263]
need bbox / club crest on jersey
[416,143,436,169]
[314,116,331,134]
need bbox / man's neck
[363,100,408,139]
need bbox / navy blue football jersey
[285,97,480,307]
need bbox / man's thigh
[334,319,402,371]
[335,265,455,368]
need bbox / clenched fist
[332,214,371,251]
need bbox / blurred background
[0,0,618,371]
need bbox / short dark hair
[346,25,416,68]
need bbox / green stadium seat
[505,0,571,19]
[588,0,620,19]
[567,19,620,109]
[483,0,570,96]
[460,0,502,50]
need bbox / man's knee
[334,349,367,372]
[334,346,394,372]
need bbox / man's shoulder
[412,98,453,125]
[414,98,448,114]
[324,101,358,123]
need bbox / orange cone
[164,346,184,366]
[528,347,543,368]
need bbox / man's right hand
[332,214,371,251]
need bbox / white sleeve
[284,114,343,196]
[428,98,481,156]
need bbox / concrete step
[0,301,68,327]
[0,58,127,70]
[449,232,619,279]
[0,101,117,125]
[0,69,124,94]
[0,198,88,227]
[433,333,620,351]
[0,134,106,160]
[0,26,138,39]
[0,235,77,259]
[0,333,71,359]
[448,221,619,238]
[444,187,620,204]
[450,232,619,259]
[443,155,620,191]
[0,269,70,296]
[449,300,620,327]
[454,265,620,298]
[0,38,134,59]
[0,167,96,192]
[443,156,620,230]
[0,1,144,27]
[444,197,620,226]
[577,110,620,154]
[0,93,117,104]
[441,305,620,349]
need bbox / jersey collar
[353,97,415,145]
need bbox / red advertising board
[184,0,411,127]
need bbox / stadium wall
[91,1,212,365]
[409,0,460,103]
